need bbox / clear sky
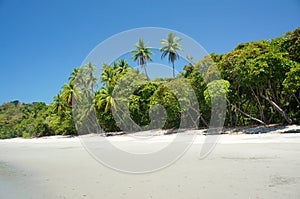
[0,0,299,104]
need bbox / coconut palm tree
[96,60,130,113]
[52,94,66,114]
[95,87,116,113]
[160,33,183,78]
[61,83,75,107]
[116,59,129,74]
[68,68,80,86]
[84,62,98,92]
[130,38,153,79]
[101,64,117,87]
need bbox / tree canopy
[1,28,299,139]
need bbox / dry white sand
[1,131,300,199]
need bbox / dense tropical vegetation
[0,28,299,139]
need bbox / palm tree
[52,94,66,114]
[84,62,98,92]
[117,59,129,74]
[160,33,183,78]
[95,87,116,113]
[130,38,153,79]
[61,83,75,107]
[68,68,80,86]
[101,64,118,87]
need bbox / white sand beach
[1,127,300,199]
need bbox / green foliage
[214,29,300,126]
[1,28,300,138]
[150,83,181,129]
[0,101,23,138]
[129,82,159,127]
[283,62,300,94]
[0,101,53,138]
[281,28,300,63]
[204,80,230,105]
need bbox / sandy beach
[1,130,300,199]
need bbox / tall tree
[131,39,153,79]
[95,87,116,113]
[84,62,98,92]
[61,83,75,107]
[52,94,66,114]
[160,33,183,78]
[101,64,117,88]
[68,68,80,85]
[116,59,129,74]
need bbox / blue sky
[0,0,299,104]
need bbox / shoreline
[1,124,300,142]
[2,132,300,144]
[1,126,300,199]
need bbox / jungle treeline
[0,28,299,139]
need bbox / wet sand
[1,133,300,199]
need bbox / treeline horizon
[0,28,299,139]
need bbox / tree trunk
[260,91,292,124]
[198,113,208,128]
[187,101,208,128]
[172,62,175,78]
[293,93,300,106]
[228,105,233,126]
[143,64,149,80]
[226,98,265,125]
[250,87,265,122]
[268,111,275,124]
